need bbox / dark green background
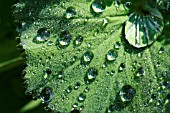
[0,0,47,113]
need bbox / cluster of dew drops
[15,0,170,112]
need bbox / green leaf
[14,0,170,113]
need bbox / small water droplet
[166,94,170,101]
[136,67,145,77]
[119,85,136,102]
[65,6,76,19]
[58,71,64,78]
[81,51,94,66]
[85,67,98,83]
[47,41,54,46]
[119,63,125,71]
[91,1,106,13]
[114,42,121,49]
[84,87,90,93]
[40,87,53,103]
[57,31,72,48]
[102,18,109,27]
[16,21,26,33]
[72,103,78,108]
[78,93,86,102]
[74,82,81,90]
[67,86,72,93]
[106,49,118,61]
[73,35,84,47]
[159,47,165,54]
[163,81,170,88]
[34,28,50,43]
[124,2,131,9]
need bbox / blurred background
[0,0,47,113]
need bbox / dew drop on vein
[57,31,72,48]
[81,51,94,65]
[73,35,84,47]
[40,87,54,103]
[78,93,86,102]
[65,6,76,19]
[106,49,118,61]
[119,85,136,102]
[85,67,98,83]
[34,28,50,43]
[91,1,106,13]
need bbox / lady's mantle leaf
[13,0,170,113]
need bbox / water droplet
[163,81,170,88]
[166,94,170,101]
[16,21,26,33]
[66,86,72,93]
[40,87,53,103]
[91,1,106,13]
[34,28,50,43]
[58,71,64,78]
[125,11,164,48]
[57,31,72,48]
[70,109,80,113]
[85,67,98,83]
[74,82,81,90]
[102,18,109,27]
[136,67,145,77]
[72,103,78,108]
[114,42,121,49]
[119,63,125,71]
[124,2,131,9]
[65,6,76,19]
[81,51,94,66]
[78,93,86,102]
[119,85,136,102]
[159,47,165,54]
[47,41,54,46]
[84,87,90,93]
[106,49,118,61]
[73,35,84,47]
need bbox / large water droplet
[65,6,76,19]
[34,28,50,43]
[40,87,53,103]
[81,51,94,66]
[73,35,84,47]
[78,93,86,102]
[85,67,98,83]
[106,49,118,61]
[57,31,72,48]
[91,1,106,13]
[119,85,136,102]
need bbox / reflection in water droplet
[65,6,76,19]
[78,93,86,102]
[85,67,98,83]
[34,28,50,43]
[119,85,135,102]
[114,42,121,49]
[91,1,106,13]
[81,51,94,66]
[106,49,118,61]
[57,31,72,48]
[40,87,53,103]
[136,67,145,77]
[73,35,84,47]
[119,63,125,71]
